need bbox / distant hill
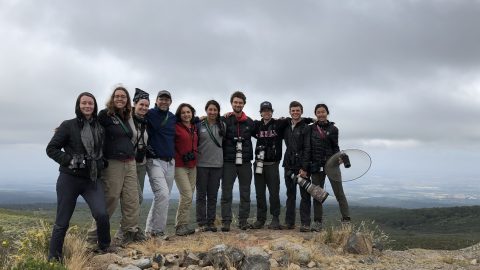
[1,202,479,250]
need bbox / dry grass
[62,226,92,270]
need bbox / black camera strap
[203,120,222,148]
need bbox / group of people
[46,87,351,261]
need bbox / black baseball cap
[260,101,273,112]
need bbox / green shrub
[11,257,67,270]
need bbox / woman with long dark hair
[46,92,110,260]
[173,103,198,236]
[195,100,225,232]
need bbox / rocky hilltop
[85,227,480,270]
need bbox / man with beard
[220,91,255,231]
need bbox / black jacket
[253,118,289,162]
[304,121,340,172]
[222,114,255,162]
[46,118,105,179]
[98,109,135,160]
[282,118,311,171]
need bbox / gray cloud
[1,1,480,188]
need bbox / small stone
[244,246,269,259]
[182,252,200,266]
[165,254,181,266]
[269,259,279,268]
[240,255,270,270]
[107,264,141,270]
[307,261,316,268]
[202,266,215,270]
[288,263,301,270]
[471,259,478,265]
[131,258,152,269]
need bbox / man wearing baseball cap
[251,101,289,230]
[144,89,178,238]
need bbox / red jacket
[174,122,198,168]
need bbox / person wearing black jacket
[88,86,144,246]
[220,91,255,231]
[251,101,289,230]
[282,101,312,232]
[46,92,110,260]
[301,104,350,232]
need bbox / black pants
[196,167,222,226]
[221,162,252,224]
[284,168,311,226]
[253,161,281,221]
[49,173,110,260]
[311,171,350,221]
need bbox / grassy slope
[1,203,479,250]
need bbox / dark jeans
[311,171,350,221]
[221,162,252,224]
[284,168,311,226]
[49,173,110,260]
[253,161,281,221]
[196,167,222,226]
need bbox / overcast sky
[0,0,479,200]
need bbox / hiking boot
[341,217,351,224]
[238,221,252,230]
[299,224,310,232]
[251,220,265,229]
[176,225,195,236]
[283,223,295,230]
[268,216,281,230]
[121,231,135,246]
[133,230,147,242]
[206,224,218,232]
[221,223,231,232]
[311,221,323,232]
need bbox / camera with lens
[182,151,196,163]
[234,137,244,165]
[340,151,351,168]
[255,145,266,174]
[290,172,329,203]
[69,154,86,170]
[135,145,147,163]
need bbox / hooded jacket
[46,95,106,179]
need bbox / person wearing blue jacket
[145,90,176,237]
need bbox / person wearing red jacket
[173,103,199,236]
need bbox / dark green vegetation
[1,203,479,251]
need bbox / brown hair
[175,103,196,124]
[106,86,132,120]
[230,91,246,104]
[289,101,303,112]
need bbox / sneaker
[176,225,195,236]
[268,216,281,230]
[299,224,310,232]
[221,223,231,232]
[311,221,323,232]
[251,220,265,229]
